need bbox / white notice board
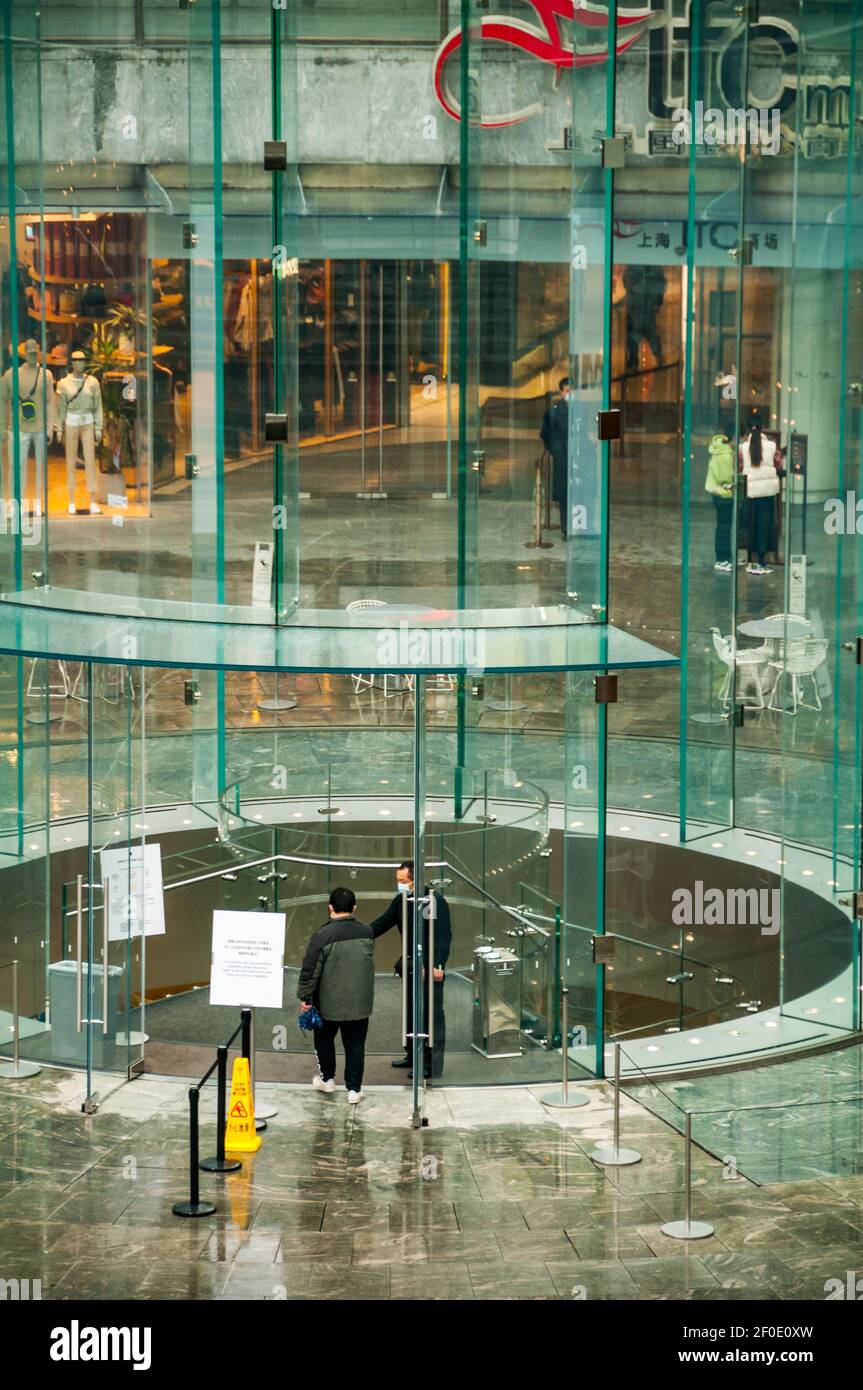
[209,911,286,1010]
[100,843,166,941]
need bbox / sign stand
[209,910,286,1129]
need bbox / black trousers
[712,494,733,563]
[404,973,446,1076]
[750,495,774,564]
[314,1017,369,1091]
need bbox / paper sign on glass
[99,843,165,941]
[209,910,286,1010]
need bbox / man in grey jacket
[297,886,375,1104]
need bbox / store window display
[1,338,54,506]
[55,349,103,515]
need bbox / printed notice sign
[209,910,286,1010]
[100,843,165,941]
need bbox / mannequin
[1,338,54,505]
[55,349,103,514]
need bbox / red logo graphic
[433,1,654,128]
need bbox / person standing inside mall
[705,433,736,572]
[370,861,451,1080]
[740,424,779,576]
[297,886,375,1104]
[540,377,570,540]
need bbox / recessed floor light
[764,1020,778,1028]
[379,809,391,816]
[711,842,723,848]
[646,1045,659,1053]
[801,869,813,877]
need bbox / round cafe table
[737,615,812,710]
[737,615,811,645]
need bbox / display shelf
[28,267,129,286]
[28,309,97,325]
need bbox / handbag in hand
[298,1004,323,1031]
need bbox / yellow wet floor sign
[225,1056,262,1153]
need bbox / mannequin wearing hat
[1,339,55,505]
[55,350,103,515]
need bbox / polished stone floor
[634,1042,863,1185]
[3,1062,863,1301]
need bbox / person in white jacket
[740,426,779,575]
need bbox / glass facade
[0,1,861,1108]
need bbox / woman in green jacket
[705,434,735,571]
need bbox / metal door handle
[75,874,83,1033]
[102,880,109,1035]
[400,889,408,1049]
[427,892,436,1053]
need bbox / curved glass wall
[0,1,861,1101]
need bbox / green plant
[86,323,136,473]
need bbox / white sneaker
[745,563,758,574]
[68,503,76,515]
[347,1090,365,1105]
[89,503,102,515]
[312,1075,335,1094]
[714,561,733,572]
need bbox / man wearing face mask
[370,861,452,1080]
[55,349,104,515]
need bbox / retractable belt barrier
[172,1007,253,1219]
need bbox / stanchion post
[241,1007,251,1066]
[0,960,41,1080]
[247,1007,267,1133]
[173,1086,217,1217]
[200,1044,241,1174]
[541,986,591,1109]
[588,1042,641,1166]
[660,1111,714,1240]
[525,457,553,549]
[252,1003,277,1121]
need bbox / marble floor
[632,1042,863,1185]
[2,1062,863,1301]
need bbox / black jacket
[540,398,569,499]
[296,914,375,1021]
[370,889,452,971]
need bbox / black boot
[391,1054,411,1069]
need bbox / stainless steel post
[254,999,278,1119]
[249,1009,267,1133]
[589,1042,641,1166]
[101,881,109,1036]
[0,960,41,1079]
[525,457,552,549]
[426,891,436,1054]
[401,888,408,1048]
[660,1112,714,1239]
[541,985,590,1109]
[75,873,84,1033]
